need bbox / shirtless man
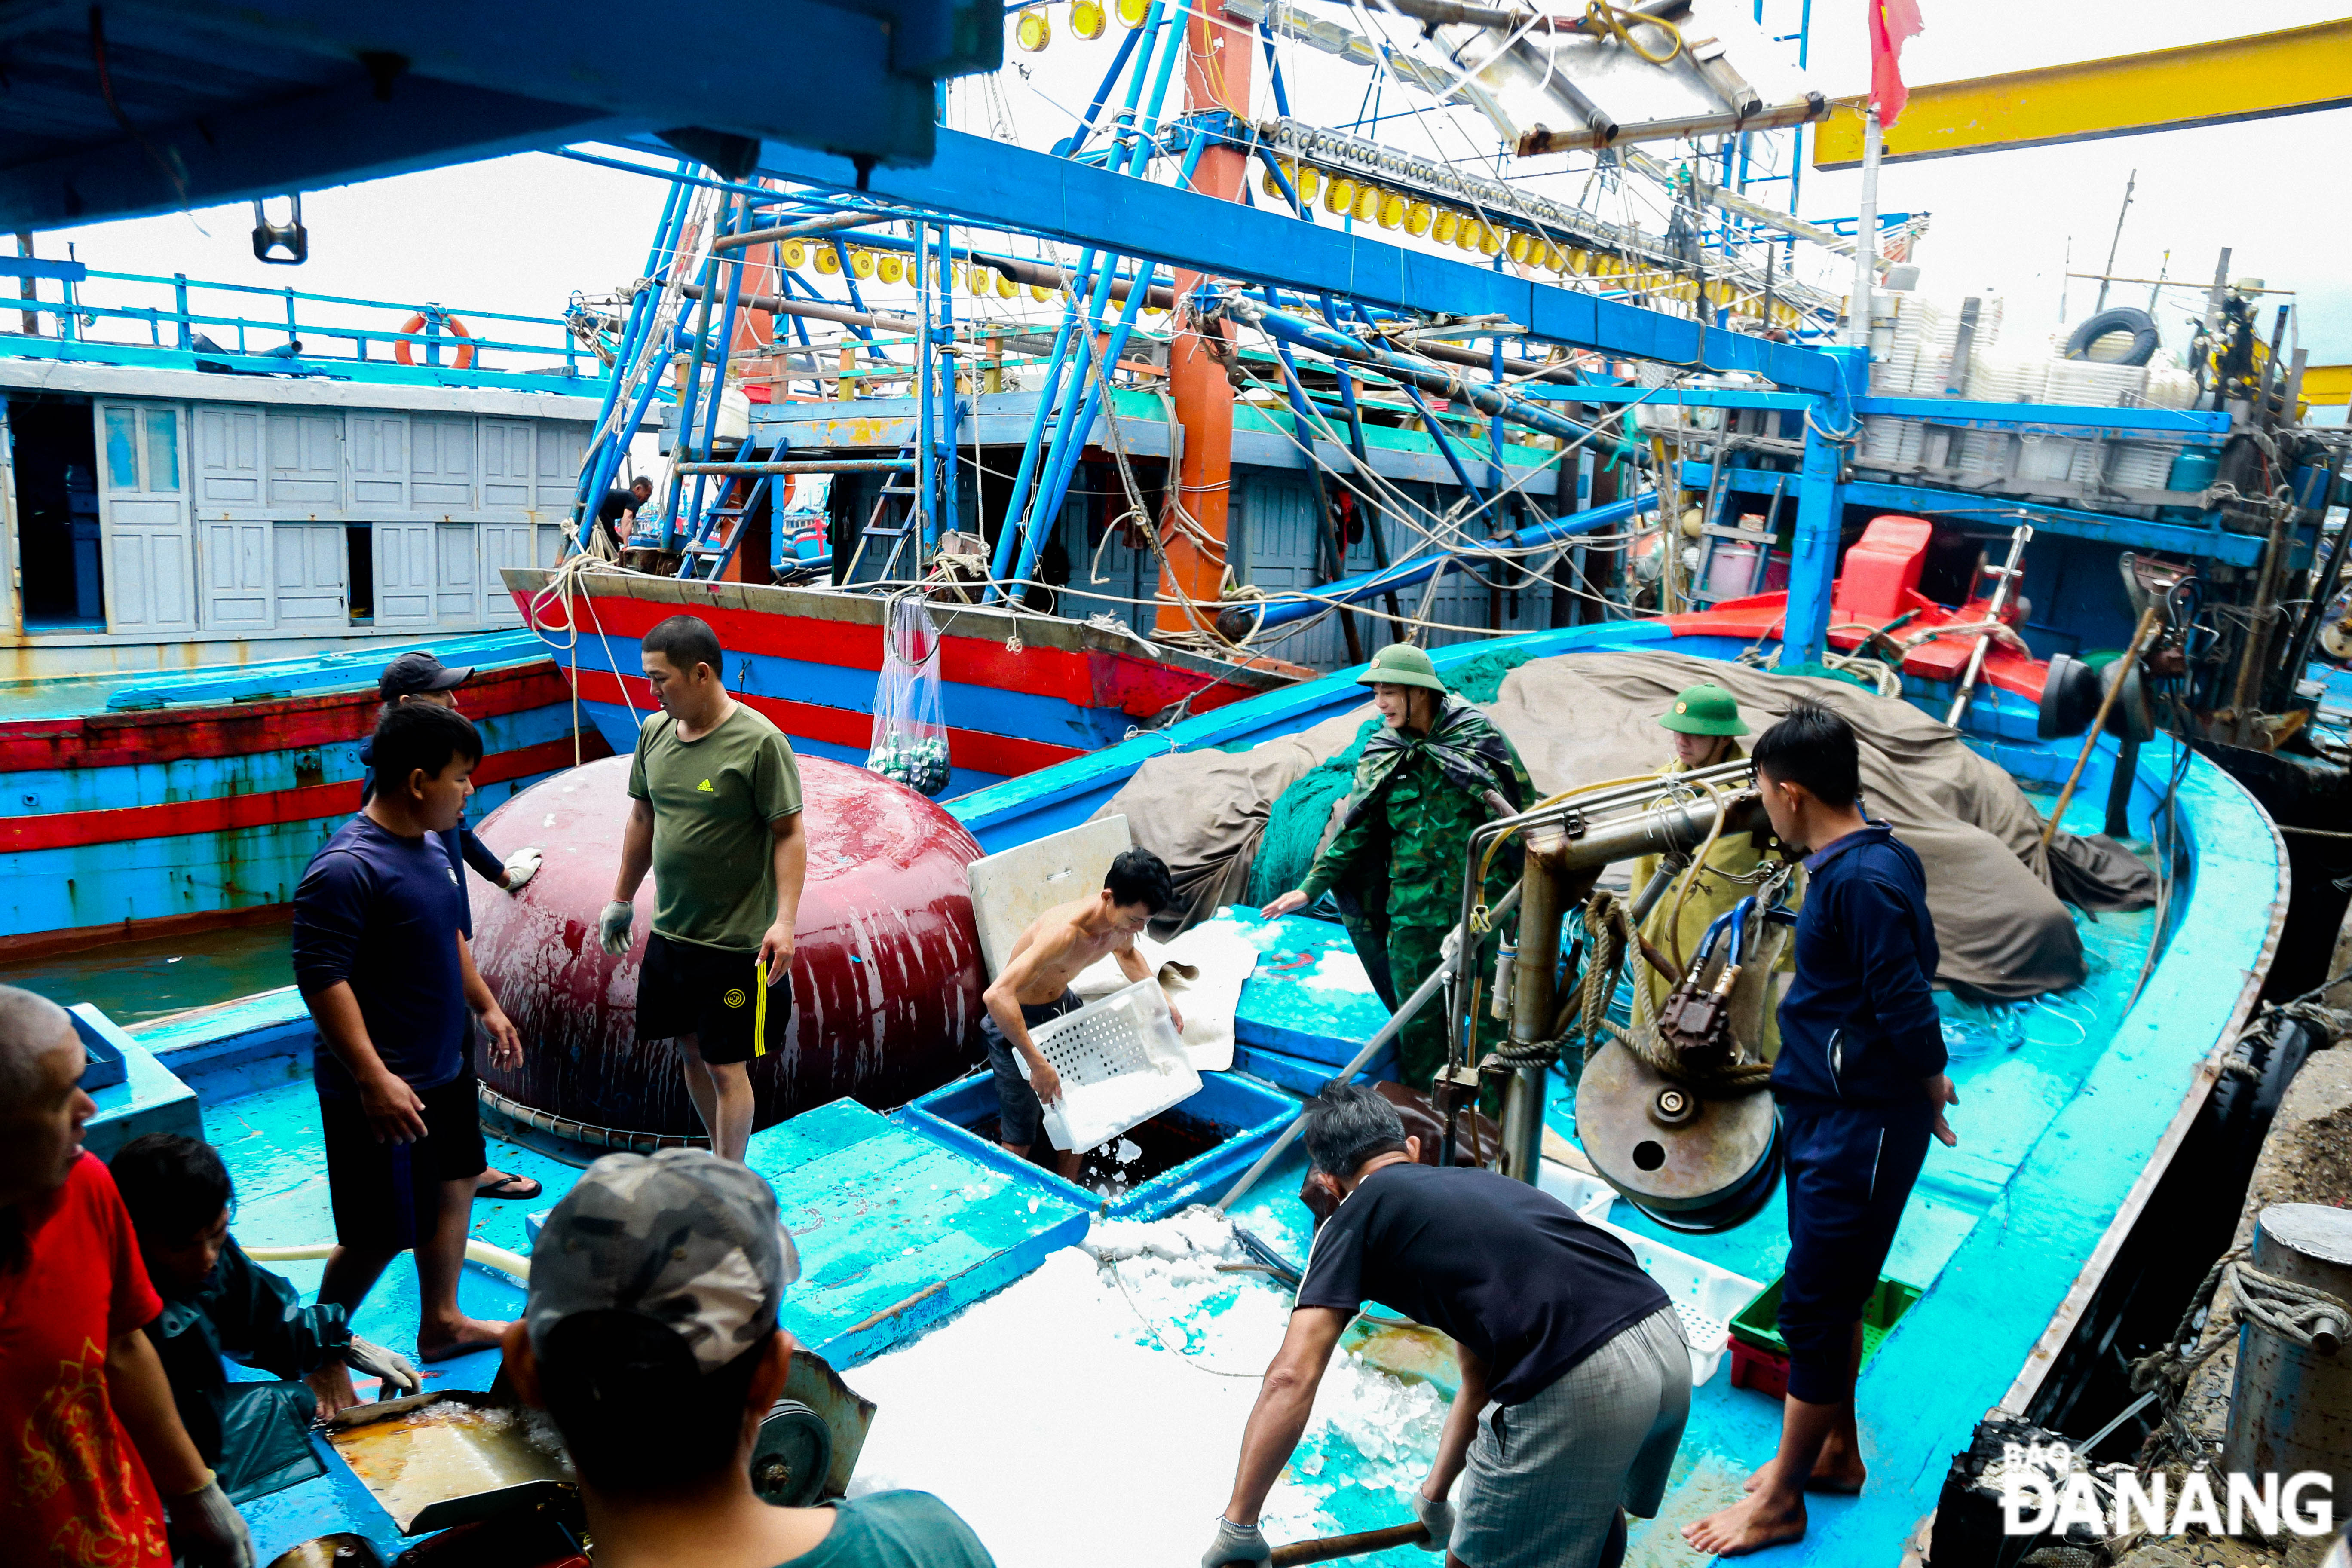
[983,848,1181,1179]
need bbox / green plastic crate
[1728,1274,1923,1365]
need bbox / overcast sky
[29,0,2349,368]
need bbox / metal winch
[1453,757,1790,1230]
[1576,1040,1782,1231]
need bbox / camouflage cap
[526,1148,801,1374]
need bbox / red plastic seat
[1831,515,1934,624]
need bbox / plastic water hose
[245,1238,532,1283]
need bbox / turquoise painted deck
[165,1057,1092,1562]
[744,1099,1091,1367]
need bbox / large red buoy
[469,753,985,1141]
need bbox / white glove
[165,1473,254,1568]
[1412,1485,1455,1552]
[343,1334,421,1396]
[502,846,542,893]
[1201,1518,1270,1568]
[598,900,635,956]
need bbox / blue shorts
[1776,1096,1933,1403]
[980,989,1081,1148]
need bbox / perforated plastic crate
[1537,1162,1759,1387]
[1726,1274,1923,1398]
[1019,978,1200,1151]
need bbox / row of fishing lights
[769,241,1171,316]
[1012,0,1149,48]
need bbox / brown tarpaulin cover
[1095,650,2153,998]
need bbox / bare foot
[1684,1491,1807,1557]
[1743,1442,1866,1494]
[304,1362,360,1417]
[416,1316,511,1363]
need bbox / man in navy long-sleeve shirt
[1687,703,1959,1559]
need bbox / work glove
[1201,1517,1271,1567]
[165,1472,255,1568]
[502,846,543,893]
[598,900,634,956]
[344,1334,422,1397]
[1412,1484,1455,1552]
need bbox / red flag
[1869,0,1923,128]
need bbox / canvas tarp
[1094,649,2154,999]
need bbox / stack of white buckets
[1859,292,2200,513]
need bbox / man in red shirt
[0,986,255,1568]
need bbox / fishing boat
[0,631,607,959]
[85,604,2280,1567]
[0,263,632,951]
[9,0,2348,1564]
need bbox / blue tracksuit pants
[1776,1096,1933,1404]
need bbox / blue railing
[0,259,603,387]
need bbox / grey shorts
[980,989,1081,1148]
[1453,1305,1692,1568]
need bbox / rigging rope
[2129,1245,2352,1470]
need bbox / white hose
[245,1238,532,1283]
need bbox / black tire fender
[2064,306,2162,367]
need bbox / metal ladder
[676,472,777,581]
[1686,473,1786,606]
[841,441,925,583]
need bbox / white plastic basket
[1538,1162,1762,1388]
[1018,978,1201,1152]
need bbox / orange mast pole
[1155,0,1252,637]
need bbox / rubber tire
[2064,306,2161,367]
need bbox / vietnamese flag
[1869,0,1923,127]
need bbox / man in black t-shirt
[594,476,654,556]
[1204,1085,1690,1568]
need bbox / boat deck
[138,776,2234,1566]
[86,619,2277,1566]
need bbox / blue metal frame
[647,128,1844,392]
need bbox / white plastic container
[1537,1161,1762,1387]
[1019,978,1201,1152]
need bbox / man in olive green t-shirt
[599,615,806,1161]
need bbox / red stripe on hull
[571,668,1085,779]
[0,733,604,853]
[0,662,578,773]
[525,587,1284,721]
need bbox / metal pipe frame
[1220,292,1601,446]
[984,0,1179,597]
[1222,489,1657,635]
[997,0,1185,602]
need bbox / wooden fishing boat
[0,630,605,957]
[504,565,1308,793]
[89,609,2280,1566]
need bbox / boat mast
[1157,0,1252,638]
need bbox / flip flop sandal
[473,1172,543,1201]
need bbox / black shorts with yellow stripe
[634,931,789,1066]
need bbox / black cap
[379,650,472,701]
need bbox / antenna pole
[2094,169,2135,314]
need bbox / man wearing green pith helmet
[1630,683,1790,1054]
[1261,645,1534,1092]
